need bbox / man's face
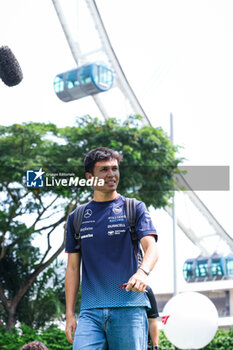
[87,158,120,193]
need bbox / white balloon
[162,292,218,349]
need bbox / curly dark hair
[21,341,48,350]
[84,147,123,174]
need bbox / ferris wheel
[51,0,233,264]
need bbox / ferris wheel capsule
[54,62,114,102]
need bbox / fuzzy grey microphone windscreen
[0,46,23,86]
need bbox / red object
[120,283,129,290]
[162,315,170,325]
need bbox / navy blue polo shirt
[65,195,157,311]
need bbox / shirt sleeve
[146,285,159,318]
[135,201,158,242]
[65,211,81,253]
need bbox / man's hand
[65,314,77,344]
[125,268,148,292]
[65,253,80,344]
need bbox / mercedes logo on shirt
[84,209,93,218]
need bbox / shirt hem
[80,303,149,311]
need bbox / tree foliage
[0,326,232,350]
[0,115,181,331]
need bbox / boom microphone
[0,46,23,86]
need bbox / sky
[0,0,232,294]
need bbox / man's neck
[93,191,119,202]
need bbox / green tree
[1,326,232,350]
[0,115,181,331]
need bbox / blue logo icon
[26,169,45,187]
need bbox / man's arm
[126,235,158,292]
[65,252,81,344]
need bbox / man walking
[65,147,158,349]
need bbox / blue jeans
[73,307,148,350]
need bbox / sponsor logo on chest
[107,206,126,236]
